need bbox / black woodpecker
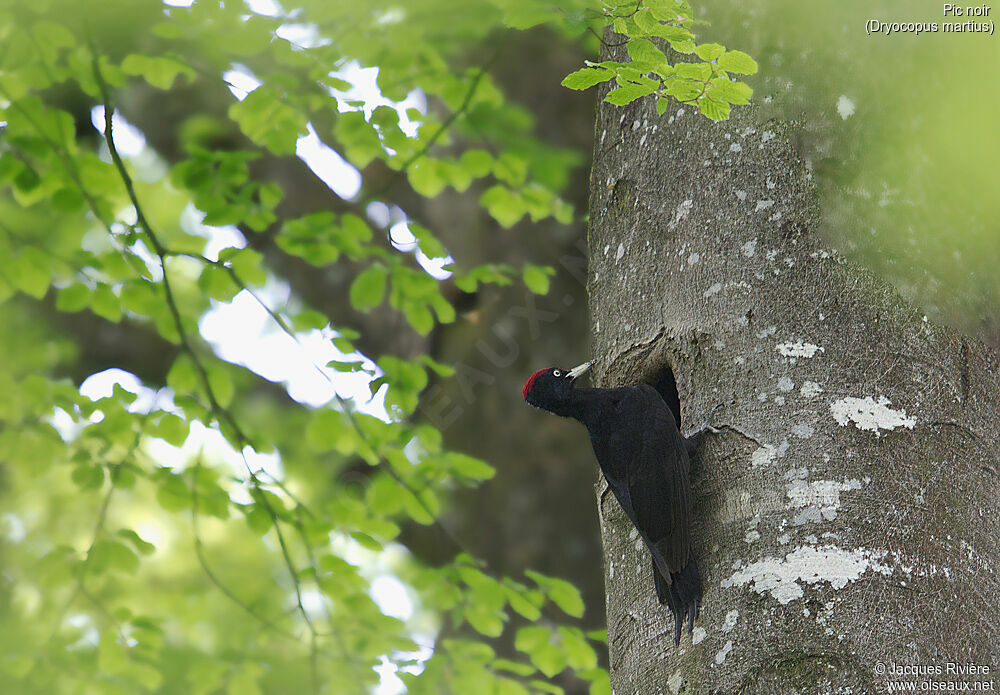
[522,361,702,645]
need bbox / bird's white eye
[553,370,562,377]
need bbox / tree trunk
[586,71,1000,693]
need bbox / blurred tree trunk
[586,55,1000,692]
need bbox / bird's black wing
[624,385,692,574]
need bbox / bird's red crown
[522,368,553,400]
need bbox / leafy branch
[563,0,758,120]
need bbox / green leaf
[493,153,528,186]
[121,54,195,89]
[55,283,91,312]
[480,185,525,228]
[698,98,731,121]
[514,625,549,653]
[522,264,554,295]
[228,86,306,155]
[291,309,329,331]
[561,68,615,91]
[447,453,495,482]
[718,50,758,74]
[243,504,272,535]
[525,569,585,618]
[515,626,566,678]
[409,223,448,259]
[118,529,156,556]
[464,605,505,637]
[167,354,199,396]
[326,360,369,373]
[694,43,725,61]
[604,84,656,106]
[669,39,696,54]
[408,160,447,197]
[585,629,608,644]
[558,626,597,670]
[10,248,51,299]
[380,356,428,414]
[493,659,535,677]
[589,676,612,695]
[90,284,122,322]
[402,486,438,525]
[350,264,388,311]
[633,8,660,33]
[334,111,383,168]
[90,539,140,575]
[71,464,105,490]
[221,247,267,287]
[709,78,753,105]
[197,265,240,302]
[664,78,702,101]
[153,413,189,446]
[418,355,455,378]
[626,39,668,65]
[504,582,542,621]
[366,474,406,516]
[675,62,712,80]
[155,470,191,512]
[459,149,494,178]
[306,409,350,452]
[207,363,234,408]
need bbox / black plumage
[522,362,702,644]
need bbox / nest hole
[648,365,682,428]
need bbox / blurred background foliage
[0,0,996,694]
[700,0,1000,342]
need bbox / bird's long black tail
[654,557,702,646]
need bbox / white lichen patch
[757,325,777,339]
[667,671,683,694]
[790,423,815,439]
[730,142,742,153]
[777,377,794,392]
[722,609,739,633]
[745,530,760,544]
[837,95,855,120]
[800,381,824,398]
[786,478,862,525]
[751,444,777,467]
[688,252,701,265]
[691,627,707,645]
[715,640,734,665]
[776,342,825,358]
[722,545,892,605]
[830,396,915,435]
[615,243,625,262]
[668,199,694,230]
[755,199,774,212]
[704,283,723,298]
[741,238,757,257]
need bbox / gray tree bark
[587,76,1000,693]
